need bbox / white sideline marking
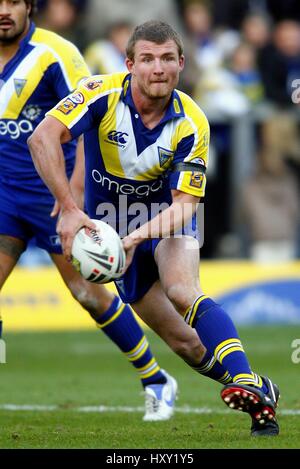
[0,404,299,416]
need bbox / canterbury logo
[107,130,129,146]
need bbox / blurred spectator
[229,43,264,104]
[36,0,89,51]
[241,13,272,50]
[183,1,222,69]
[258,20,300,107]
[241,115,300,263]
[84,22,133,74]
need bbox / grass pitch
[0,326,299,449]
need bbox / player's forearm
[70,136,85,192]
[28,131,76,211]
[128,193,199,245]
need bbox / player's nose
[153,58,164,74]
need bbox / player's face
[126,40,184,100]
[0,0,30,44]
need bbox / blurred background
[4,0,300,328]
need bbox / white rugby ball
[71,219,126,284]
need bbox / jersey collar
[20,21,36,49]
[121,74,185,122]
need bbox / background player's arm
[122,190,200,269]
[28,116,95,259]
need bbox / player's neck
[0,21,30,73]
[130,81,171,130]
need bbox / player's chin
[148,87,170,99]
[0,29,17,41]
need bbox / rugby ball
[71,219,126,284]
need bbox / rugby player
[29,20,280,436]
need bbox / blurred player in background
[29,20,281,437]
[0,0,182,421]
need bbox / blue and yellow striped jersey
[0,22,90,190]
[48,73,210,219]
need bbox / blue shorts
[0,180,62,254]
[114,214,200,304]
[114,238,161,304]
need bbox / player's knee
[67,279,112,318]
[165,283,193,313]
[68,280,97,312]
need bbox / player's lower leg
[95,296,166,387]
[95,296,177,421]
[185,296,267,389]
[185,295,279,435]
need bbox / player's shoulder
[79,72,128,96]
[176,89,209,127]
[31,27,81,57]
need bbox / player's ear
[125,57,134,73]
[179,55,185,72]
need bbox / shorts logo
[190,172,204,189]
[106,130,129,148]
[49,235,61,246]
[84,78,103,91]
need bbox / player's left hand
[122,235,137,272]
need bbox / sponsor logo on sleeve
[56,92,84,115]
[190,172,204,188]
[69,92,84,104]
[84,78,103,91]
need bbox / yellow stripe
[99,93,126,178]
[215,338,242,355]
[218,371,231,383]
[219,346,244,364]
[188,295,209,326]
[141,365,160,379]
[125,336,145,357]
[233,373,255,382]
[137,357,156,373]
[128,341,148,362]
[255,375,263,388]
[183,306,191,321]
[96,303,125,329]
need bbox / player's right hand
[56,207,96,261]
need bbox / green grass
[0,326,299,449]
